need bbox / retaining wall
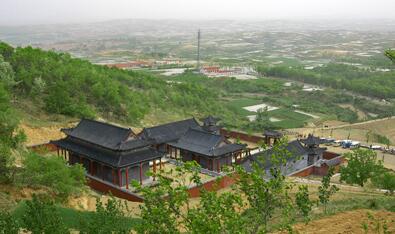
[87,175,144,202]
[220,129,264,144]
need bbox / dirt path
[330,116,395,130]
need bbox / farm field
[227,98,314,129]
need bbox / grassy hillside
[0,42,242,128]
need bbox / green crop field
[226,98,313,129]
[226,98,263,116]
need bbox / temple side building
[241,134,328,176]
[139,118,201,153]
[167,128,246,172]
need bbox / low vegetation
[340,149,385,187]
[0,42,240,127]
[257,63,395,100]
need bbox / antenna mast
[197,29,201,72]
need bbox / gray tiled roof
[65,119,140,150]
[241,140,308,172]
[140,118,201,144]
[52,138,163,167]
[301,134,323,146]
[168,128,245,157]
[263,130,283,138]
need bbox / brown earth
[20,123,69,146]
[21,120,142,146]
[291,117,395,147]
[67,192,142,217]
[287,209,395,234]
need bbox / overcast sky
[1,0,395,25]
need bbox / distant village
[103,59,258,80]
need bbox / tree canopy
[385,49,395,63]
[340,149,384,187]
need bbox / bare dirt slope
[291,117,395,146]
[289,209,395,234]
[21,123,67,146]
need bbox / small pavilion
[301,134,326,165]
[201,115,221,134]
[263,130,283,146]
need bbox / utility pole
[196,29,201,72]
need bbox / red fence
[187,174,237,198]
[323,151,340,160]
[87,175,144,202]
[220,129,265,144]
[290,155,345,177]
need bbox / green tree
[0,82,25,183]
[340,149,384,187]
[22,195,68,234]
[253,107,275,130]
[133,163,195,234]
[372,172,395,195]
[80,197,133,234]
[236,138,296,233]
[0,42,14,61]
[19,152,86,201]
[318,167,339,214]
[134,161,245,233]
[295,185,313,223]
[385,49,395,63]
[185,190,245,233]
[0,56,17,89]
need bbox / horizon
[2,0,395,26]
[1,17,395,28]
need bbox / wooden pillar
[101,164,105,181]
[125,167,129,189]
[153,160,157,181]
[112,168,115,185]
[118,169,122,187]
[217,159,220,172]
[159,158,162,170]
[212,158,215,171]
[139,162,143,185]
[90,160,93,175]
[57,148,59,157]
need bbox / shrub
[19,152,86,201]
[22,195,68,234]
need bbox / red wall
[220,129,264,144]
[323,151,340,160]
[291,166,315,177]
[291,156,345,177]
[87,175,144,202]
[187,174,238,198]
